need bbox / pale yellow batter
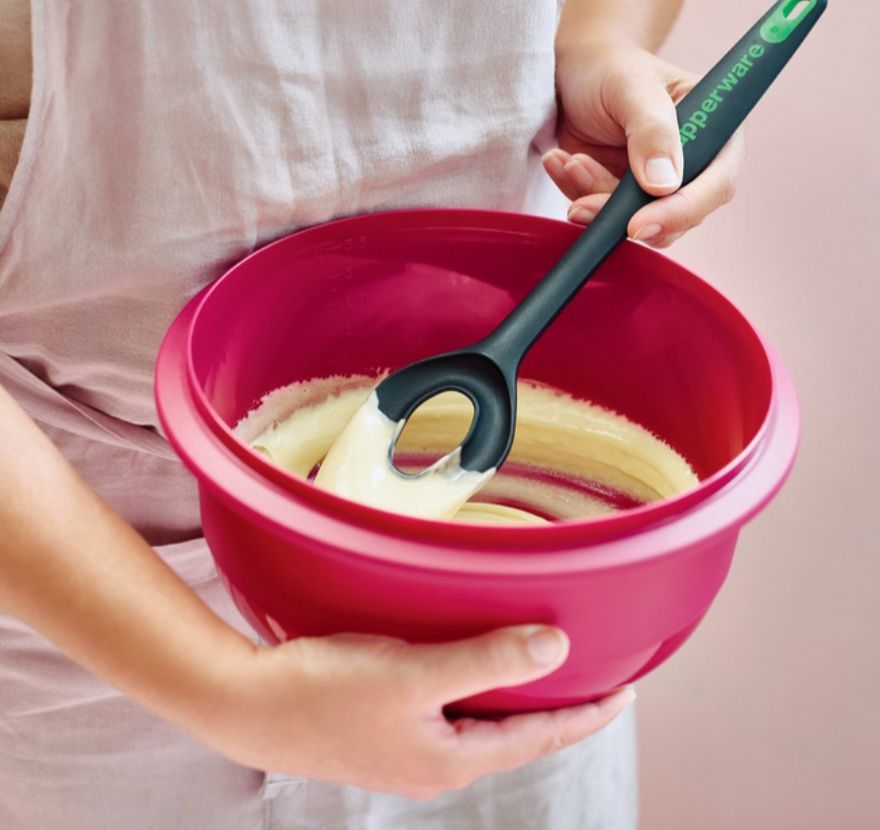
[235,375,698,524]
[312,391,493,520]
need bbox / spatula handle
[483,0,826,369]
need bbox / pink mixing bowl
[155,209,799,714]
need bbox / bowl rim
[155,208,799,572]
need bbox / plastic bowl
[155,209,799,714]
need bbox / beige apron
[0,1,636,827]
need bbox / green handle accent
[761,0,819,43]
[674,0,826,187]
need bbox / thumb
[609,71,683,196]
[411,625,570,706]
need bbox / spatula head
[375,349,516,474]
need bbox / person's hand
[544,39,746,248]
[0,385,629,805]
[193,626,635,800]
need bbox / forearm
[0,384,251,732]
[556,0,684,53]
[0,118,26,201]
[0,0,32,119]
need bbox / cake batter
[238,375,698,522]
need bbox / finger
[408,625,570,705]
[557,124,632,179]
[563,154,620,198]
[567,192,611,226]
[544,150,620,202]
[542,149,581,201]
[448,687,637,782]
[628,129,745,245]
[543,150,621,204]
[606,69,684,196]
[646,231,685,250]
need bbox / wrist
[144,614,260,740]
[555,34,640,69]
[177,639,311,770]
[554,37,640,101]
[556,29,640,63]
[555,0,683,56]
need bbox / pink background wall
[634,2,879,827]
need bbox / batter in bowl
[236,375,698,523]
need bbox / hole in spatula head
[375,350,516,476]
[392,391,474,473]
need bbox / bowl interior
[189,210,771,487]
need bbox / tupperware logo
[679,43,766,146]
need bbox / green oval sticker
[760,0,818,43]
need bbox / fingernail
[602,686,637,711]
[568,206,595,225]
[644,156,679,188]
[564,158,594,193]
[542,150,566,178]
[526,628,568,666]
[620,687,637,707]
[632,223,663,243]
